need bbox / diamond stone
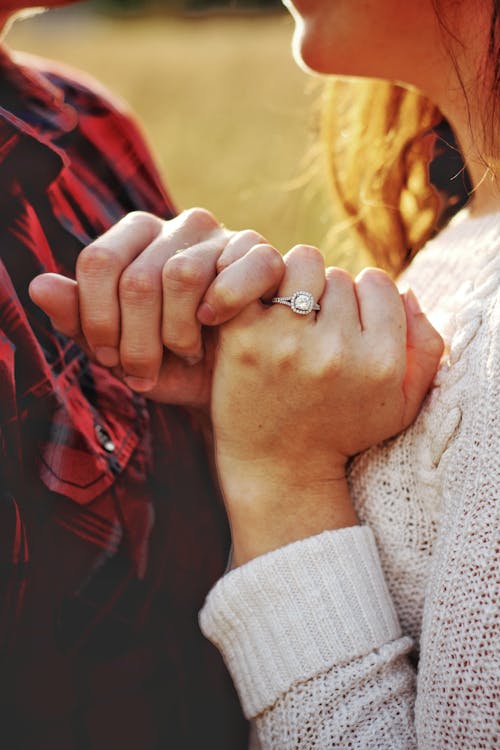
[291,291,314,314]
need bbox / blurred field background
[5,2,353,264]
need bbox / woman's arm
[201,335,498,750]
[200,243,445,748]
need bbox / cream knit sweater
[200,210,499,749]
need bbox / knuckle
[215,255,231,273]
[357,266,394,288]
[119,268,159,300]
[290,244,323,262]
[77,244,119,278]
[181,206,219,233]
[82,318,115,343]
[162,324,199,355]
[123,210,161,231]
[167,342,200,358]
[326,266,353,286]
[163,253,206,290]
[229,329,259,366]
[210,281,241,312]
[427,328,445,358]
[317,349,343,378]
[237,229,267,246]
[371,352,402,383]
[216,232,270,273]
[121,353,157,376]
[254,244,284,276]
[120,342,162,373]
[274,332,301,367]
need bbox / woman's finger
[198,240,284,326]
[215,229,267,272]
[355,267,407,375]
[402,288,444,423]
[76,211,163,367]
[355,268,405,333]
[269,244,326,326]
[316,266,361,338]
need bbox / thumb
[402,288,444,423]
[29,273,82,339]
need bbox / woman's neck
[453,118,499,217]
[416,1,499,217]
[468,179,500,217]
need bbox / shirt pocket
[37,358,150,506]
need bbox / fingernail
[124,376,156,392]
[95,346,120,367]
[197,302,216,325]
[405,288,422,316]
[28,277,41,299]
[184,353,203,366]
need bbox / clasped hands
[30,209,444,565]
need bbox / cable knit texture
[200,210,499,749]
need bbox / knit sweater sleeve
[200,526,418,749]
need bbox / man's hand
[29,209,284,409]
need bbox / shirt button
[94,423,116,453]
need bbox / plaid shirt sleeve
[0,48,246,749]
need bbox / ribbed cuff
[199,525,401,718]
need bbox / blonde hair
[321,79,444,277]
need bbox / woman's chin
[290,24,328,76]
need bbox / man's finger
[161,238,230,363]
[29,273,81,338]
[29,273,93,357]
[76,211,162,366]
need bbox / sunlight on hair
[321,78,443,276]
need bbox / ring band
[271,290,320,315]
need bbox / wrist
[216,455,358,566]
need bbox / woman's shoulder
[399,208,499,325]
[408,207,498,272]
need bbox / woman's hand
[29,209,284,409]
[211,245,444,565]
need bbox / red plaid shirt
[0,48,246,749]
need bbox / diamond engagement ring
[270,290,320,315]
